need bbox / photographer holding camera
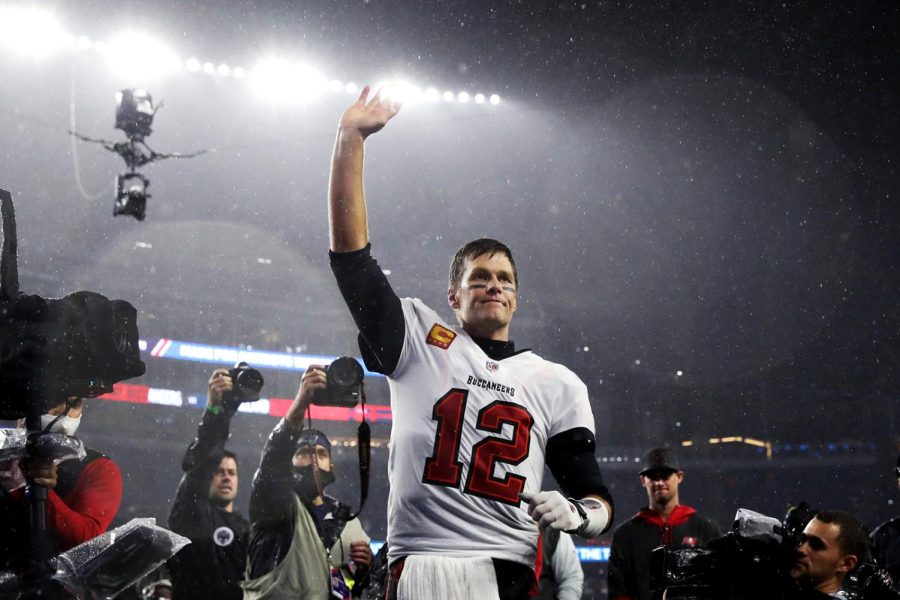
[241,364,373,600]
[167,367,252,600]
[0,396,123,572]
[790,511,869,599]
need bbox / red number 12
[422,388,534,505]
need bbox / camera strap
[302,389,371,520]
[349,389,370,520]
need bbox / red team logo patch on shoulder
[426,323,457,349]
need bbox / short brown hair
[448,239,518,289]
[814,511,869,560]
[221,450,239,469]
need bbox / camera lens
[327,357,364,388]
[234,368,264,397]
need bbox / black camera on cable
[221,362,264,413]
[311,357,364,408]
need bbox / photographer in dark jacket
[167,368,249,600]
[242,364,372,600]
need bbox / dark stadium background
[1,2,897,597]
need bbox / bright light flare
[375,81,423,104]
[489,94,501,105]
[248,58,327,105]
[102,32,181,81]
[0,7,69,58]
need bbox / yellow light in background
[681,440,694,447]
[701,434,774,460]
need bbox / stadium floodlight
[203,62,215,74]
[489,94,501,105]
[474,93,485,104]
[217,64,231,76]
[185,57,201,72]
[376,80,422,104]
[457,91,470,103]
[345,82,358,94]
[407,85,423,102]
[443,91,454,102]
[232,66,246,79]
[103,32,181,81]
[424,87,440,102]
[0,6,69,59]
[249,57,327,104]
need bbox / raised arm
[328,85,402,253]
[248,365,323,527]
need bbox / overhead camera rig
[70,89,206,221]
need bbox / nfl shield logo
[486,361,499,372]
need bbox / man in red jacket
[0,397,122,571]
[608,447,720,600]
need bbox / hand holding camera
[209,363,265,416]
[311,357,364,408]
[285,358,365,428]
[286,365,327,428]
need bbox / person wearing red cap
[608,447,720,600]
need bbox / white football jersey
[385,298,596,567]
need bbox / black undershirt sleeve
[545,427,615,525]
[329,244,405,376]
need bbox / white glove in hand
[520,491,581,531]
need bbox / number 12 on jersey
[422,388,534,505]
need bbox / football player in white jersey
[326,86,614,600]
